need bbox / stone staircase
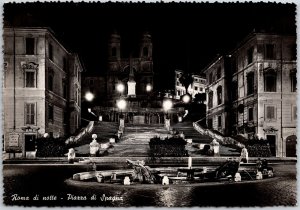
[92,121,119,143]
[110,124,169,157]
[74,121,119,155]
[171,121,213,144]
[74,121,240,157]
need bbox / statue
[215,159,240,179]
[126,159,156,184]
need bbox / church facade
[106,32,154,105]
[83,32,184,124]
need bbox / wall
[3,28,47,154]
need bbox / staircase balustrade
[193,120,244,148]
[65,121,95,145]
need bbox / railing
[65,121,95,145]
[193,120,244,147]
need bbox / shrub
[149,137,187,157]
[246,140,272,157]
[36,137,68,157]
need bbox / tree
[179,73,193,94]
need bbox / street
[3,162,297,207]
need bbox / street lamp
[163,99,173,130]
[117,83,125,95]
[146,84,152,92]
[163,99,173,117]
[117,99,127,114]
[182,94,191,104]
[84,92,94,102]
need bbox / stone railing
[193,120,244,148]
[65,121,95,145]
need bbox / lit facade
[175,69,206,99]
[106,32,154,105]
[203,32,297,157]
[3,27,84,157]
[203,56,230,136]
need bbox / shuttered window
[266,106,276,120]
[25,103,35,125]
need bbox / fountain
[67,158,275,188]
[126,159,156,184]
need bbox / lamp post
[117,83,125,96]
[146,84,152,92]
[83,91,97,123]
[181,93,192,120]
[84,92,94,102]
[163,99,173,131]
[146,84,152,109]
[117,99,127,114]
[182,94,191,104]
[117,99,127,128]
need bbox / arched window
[264,70,277,92]
[217,86,222,105]
[143,47,148,57]
[112,47,117,57]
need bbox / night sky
[4,2,296,90]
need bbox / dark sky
[4,2,296,90]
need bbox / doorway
[25,134,36,151]
[266,135,276,156]
[286,135,297,157]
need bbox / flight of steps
[110,124,168,157]
[74,121,119,155]
[171,121,213,144]
[92,121,119,143]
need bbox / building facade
[106,32,154,105]
[3,27,83,157]
[203,32,297,157]
[175,69,206,99]
[203,56,231,136]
